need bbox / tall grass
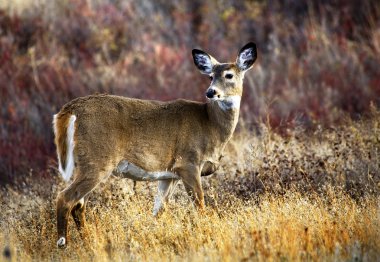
[1,190,379,261]
[0,0,379,179]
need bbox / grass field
[1,111,379,261]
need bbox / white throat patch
[217,96,241,111]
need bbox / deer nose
[206,89,216,98]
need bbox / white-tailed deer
[53,43,257,248]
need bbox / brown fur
[56,95,231,178]
[53,113,71,170]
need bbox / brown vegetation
[1,0,379,179]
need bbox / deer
[53,42,257,248]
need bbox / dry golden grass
[1,111,380,261]
[1,188,379,261]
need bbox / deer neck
[206,96,241,144]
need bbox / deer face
[192,43,257,110]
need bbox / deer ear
[236,42,257,71]
[192,49,216,75]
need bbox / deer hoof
[57,237,66,248]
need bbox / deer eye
[209,76,213,81]
[225,73,233,79]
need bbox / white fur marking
[223,70,234,78]
[115,160,180,181]
[57,237,66,247]
[53,114,58,135]
[153,181,168,216]
[78,197,84,206]
[150,171,178,180]
[153,196,162,217]
[217,95,241,111]
[57,115,76,182]
[53,114,64,176]
[153,180,177,216]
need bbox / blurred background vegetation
[0,0,379,182]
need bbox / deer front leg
[152,179,179,216]
[176,165,204,210]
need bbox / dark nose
[206,89,216,98]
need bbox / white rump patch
[217,95,241,111]
[56,115,76,182]
[57,237,66,247]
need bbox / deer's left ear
[236,42,257,71]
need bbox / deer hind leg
[71,195,89,232]
[56,175,100,248]
[152,179,179,216]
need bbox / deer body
[54,43,257,248]
[55,95,234,180]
